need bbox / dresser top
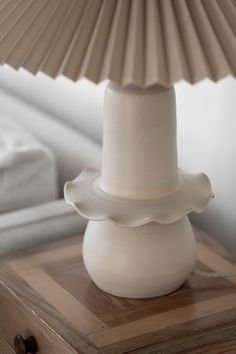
[0,228,236,353]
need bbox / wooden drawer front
[0,282,76,354]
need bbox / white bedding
[0,89,101,253]
[0,199,87,254]
[0,117,58,213]
[0,89,102,192]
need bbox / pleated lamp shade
[0,0,235,87]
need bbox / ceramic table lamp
[0,0,235,298]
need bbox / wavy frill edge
[64,168,214,227]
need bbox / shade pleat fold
[145,0,165,86]
[0,0,235,87]
[5,0,57,68]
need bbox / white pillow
[0,117,58,213]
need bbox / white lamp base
[65,82,213,299]
[83,217,196,298]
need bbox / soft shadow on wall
[0,65,235,250]
[177,77,236,251]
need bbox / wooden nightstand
[0,228,235,354]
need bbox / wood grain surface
[0,228,235,354]
[0,337,14,354]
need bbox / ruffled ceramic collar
[64,168,214,227]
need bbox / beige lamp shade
[0,0,235,87]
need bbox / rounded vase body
[83,217,196,298]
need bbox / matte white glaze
[83,218,196,298]
[65,83,213,298]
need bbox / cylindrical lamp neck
[100,82,178,199]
